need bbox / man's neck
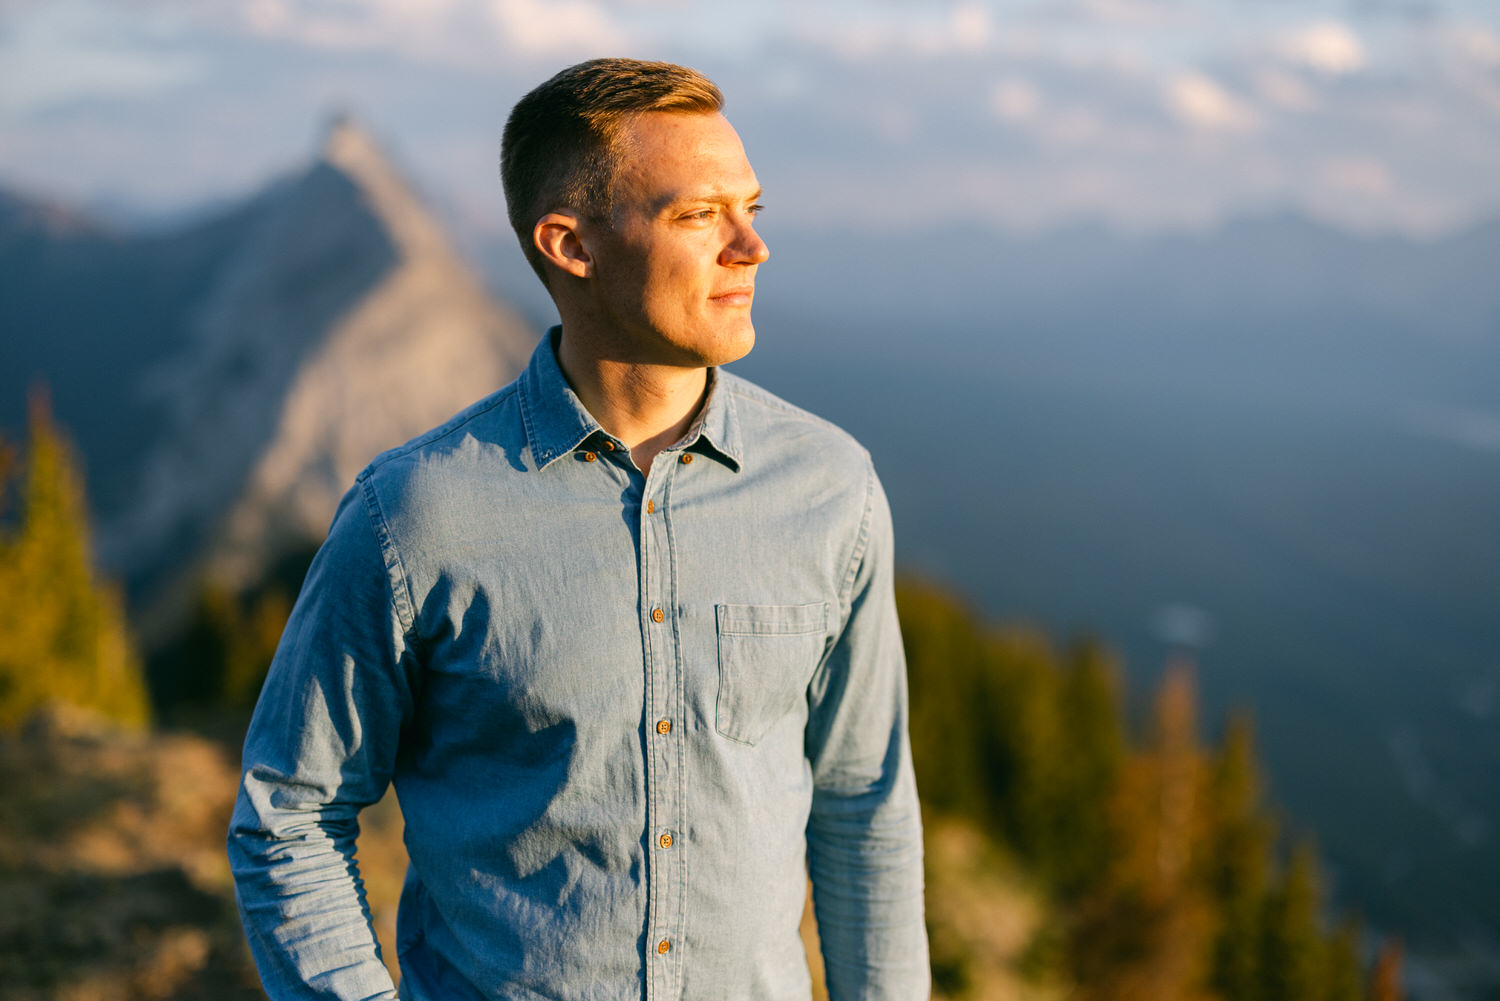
[555,329,709,477]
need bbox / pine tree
[1324,920,1366,1001]
[1260,840,1328,1001]
[1068,659,1215,1001]
[0,396,150,730]
[1045,639,1124,898]
[985,627,1066,862]
[160,579,291,712]
[1204,714,1274,1001]
[898,579,993,819]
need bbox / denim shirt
[228,330,929,1001]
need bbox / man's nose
[722,218,769,266]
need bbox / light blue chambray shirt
[228,329,929,1001]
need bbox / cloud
[0,2,204,114]
[991,77,1041,122]
[1449,25,1500,68]
[1050,0,1187,27]
[1319,155,1394,195]
[236,0,629,62]
[790,1,994,60]
[1433,23,1500,113]
[1166,71,1258,131]
[1276,20,1366,75]
[1253,68,1318,112]
[240,0,473,55]
[487,0,629,56]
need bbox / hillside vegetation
[900,581,1403,1001]
[0,399,149,732]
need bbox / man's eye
[682,209,715,221]
[748,203,765,216]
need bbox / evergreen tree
[1324,920,1366,1001]
[0,397,150,730]
[1204,714,1274,1001]
[1069,659,1215,1001]
[164,580,291,712]
[1261,841,1328,1001]
[984,627,1066,862]
[1045,639,1124,898]
[899,579,993,819]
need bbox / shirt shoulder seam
[356,467,417,638]
[365,381,522,477]
[720,372,869,459]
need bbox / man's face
[582,111,769,369]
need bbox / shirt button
[646,500,655,514]
[652,608,665,623]
[658,832,674,849]
[656,719,671,735]
[679,453,693,465]
[657,940,671,955]
[583,451,596,462]
[603,441,615,451]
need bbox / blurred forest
[0,408,1405,999]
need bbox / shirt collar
[519,326,743,473]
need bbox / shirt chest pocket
[715,602,830,746]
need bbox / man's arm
[805,460,930,1001]
[227,480,417,999]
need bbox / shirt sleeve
[804,459,931,1001]
[227,477,417,999]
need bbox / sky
[2,0,1499,239]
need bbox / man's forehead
[611,111,760,204]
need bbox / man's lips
[710,287,755,306]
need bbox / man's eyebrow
[661,187,764,210]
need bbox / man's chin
[705,322,756,368]
[716,336,755,368]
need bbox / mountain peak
[42,111,541,610]
[320,111,380,174]
[316,111,451,261]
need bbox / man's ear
[533,212,592,279]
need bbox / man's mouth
[710,287,755,306]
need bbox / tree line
[899,578,1403,1001]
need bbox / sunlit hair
[501,58,724,284]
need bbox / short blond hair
[500,58,724,283]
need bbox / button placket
[641,465,682,999]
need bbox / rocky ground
[0,707,403,1000]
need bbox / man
[229,58,928,1001]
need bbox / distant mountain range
[1,117,536,627]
